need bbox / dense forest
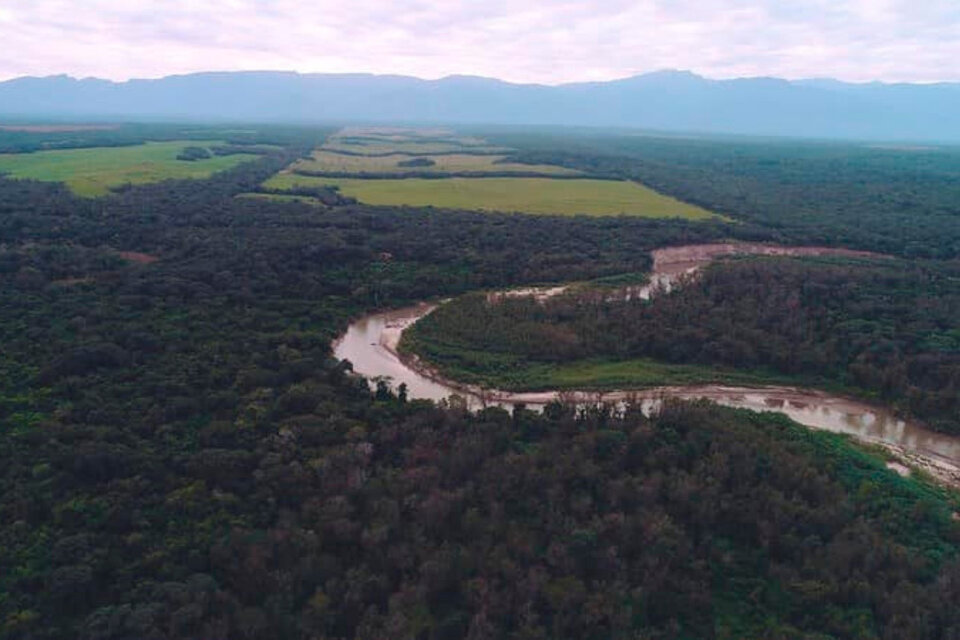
[3,124,960,638]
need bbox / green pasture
[0,141,257,196]
[264,174,718,218]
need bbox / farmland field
[319,126,512,156]
[337,126,455,137]
[0,140,257,196]
[333,127,488,146]
[288,150,581,175]
[263,174,718,218]
[321,140,510,156]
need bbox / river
[333,243,960,479]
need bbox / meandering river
[333,244,960,477]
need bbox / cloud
[0,0,957,83]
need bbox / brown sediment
[487,285,569,304]
[880,445,960,488]
[650,242,882,269]
[490,242,886,305]
[886,461,912,477]
[118,251,159,264]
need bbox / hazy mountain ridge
[1,70,958,141]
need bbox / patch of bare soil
[651,242,883,272]
[882,444,960,489]
[117,251,159,264]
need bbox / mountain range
[1,70,958,142]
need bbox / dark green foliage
[5,378,960,639]
[255,183,356,206]
[396,157,435,167]
[2,125,960,639]
[175,147,212,162]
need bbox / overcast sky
[1,0,957,84]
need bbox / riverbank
[333,243,960,484]
[398,242,889,396]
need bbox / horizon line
[1,68,957,88]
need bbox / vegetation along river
[334,243,960,482]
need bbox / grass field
[334,127,488,146]
[263,174,718,218]
[0,141,257,196]
[289,150,581,175]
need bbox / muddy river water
[334,244,960,477]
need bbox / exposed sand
[118,251,159,264]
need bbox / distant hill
[1,70,959,142]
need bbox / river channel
[333,244,960,478]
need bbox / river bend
[334,244,960,477]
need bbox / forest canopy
[2,123,960,639]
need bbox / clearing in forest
[0,140,257,196]
[264,174,718,218]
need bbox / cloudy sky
[0,0,957,84]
